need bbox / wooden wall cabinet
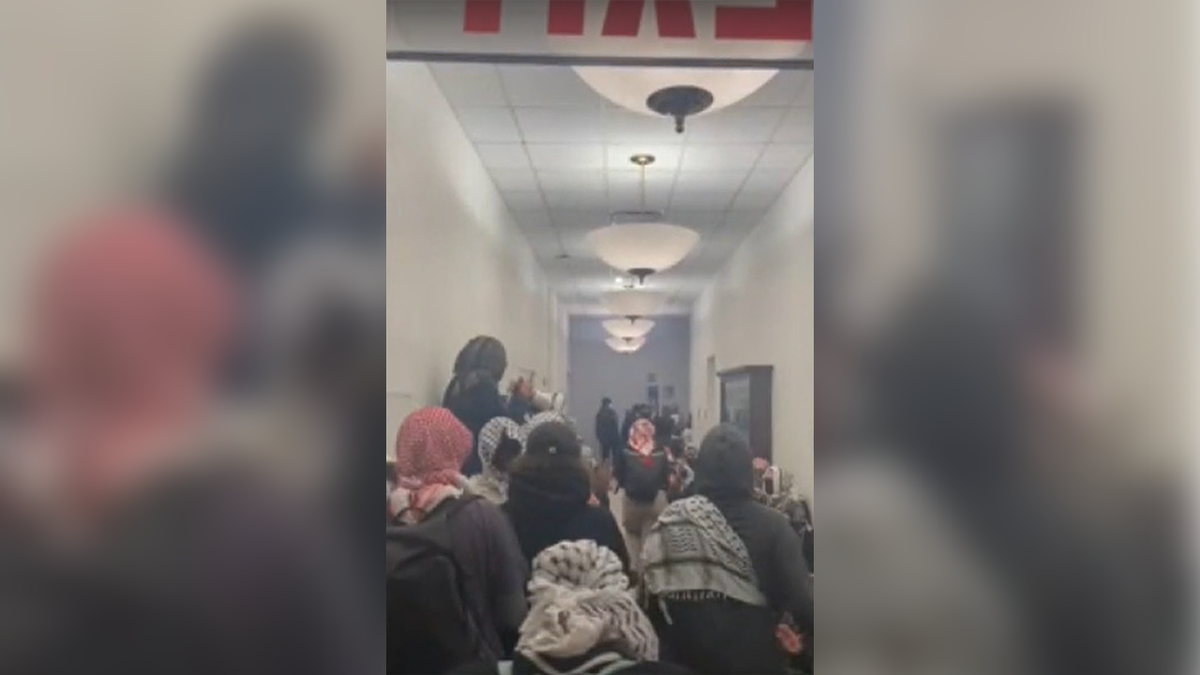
[718,365,774,461]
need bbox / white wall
[690,156,814,498]
[386,62,566,452]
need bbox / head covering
[519,540,659,666]
[642,495,767,608]
[522,410,569,438]
[393,407,472,518]
[467,416,525,503]
[627,418,656,456]
[692,425,755,501]
[32,207,236,420]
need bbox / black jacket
[503,468,630,573]
[594,406,621,450]
[443,371,507,476]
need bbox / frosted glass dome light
[574,67,778,133]
[603,318,655,340]
[585,222,699,283]
[606,335,646,353]
[603,290,668,319]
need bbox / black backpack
[622,448,668,504]
[386,496,487,674]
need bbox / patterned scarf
[468,416,524,504]
[642,495,767,608]
[627,419,656,456]
[393,407,471,520]
[518,540,659,669]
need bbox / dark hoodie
[502,424,630,573]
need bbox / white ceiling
[429,63,813,314]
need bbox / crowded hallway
[386,2,814,671]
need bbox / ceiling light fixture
[603,318,655,340]
[574,67,779,133]
[603,289,668,319]
[606,335,646,353]
[585,154,699,283]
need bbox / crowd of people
[386,337,815,674]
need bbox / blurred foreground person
[616,419,669,574]
[0,209,370,675]
[387,407,528,674]
[820,288,1169,675]
[643,425,813,675]
[467,417,526,504]
[453,540,687,675]
[504,421,629,573]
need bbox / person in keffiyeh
[640,425,813,674]
[390,407,472,523]
[466,416,525,505]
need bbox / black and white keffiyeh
[467,416,525,503]
[641,495,767,607]
[518,541,659,667]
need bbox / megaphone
[531,389,565,414]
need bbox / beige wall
[386,62,566,456]
[690,156,815,498]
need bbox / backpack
[386,495,486,674]
[622,448,668,503]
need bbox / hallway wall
[690,156,815,498]
[568,316,691,452]
[386,62,565,455]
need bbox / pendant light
[602,317,655,340]
[585,154,699,283]
[606,335,646,353]
[603,289,668,319]
[575,67,779,133]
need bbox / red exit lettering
[463,0,811,41]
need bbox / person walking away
[388,407,528,673]
[504,420,630,573]
[466,417,526,505]
[594,397,621,469]
[641,425,814,674]
[617,419,670,575]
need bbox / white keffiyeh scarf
[518,540,659,668]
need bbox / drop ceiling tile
[741,168,800,194]
[604,107,687,145]
[501,190,545,211]
[429,64,507,106]
[731,189,781,211]
[725,210,770,231]
[454,107,521,143]
[772,107,814,143]
[526,143,605,170]
[757,143,812,170]
[543,190,609,211]
[663,210,727,231]
[510,209,552,229]
[739,70,810,107]
[680,144,765,171]
[499,65,605,107]
[686,107,787,143]
[674,170,750,192]
[669,186,740,211]
[550,210,610,230]
[606,183,670,211]
[515,107,606,143]
[536,170,604,192]
[488,167,538,192]
[475,143,530,170]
